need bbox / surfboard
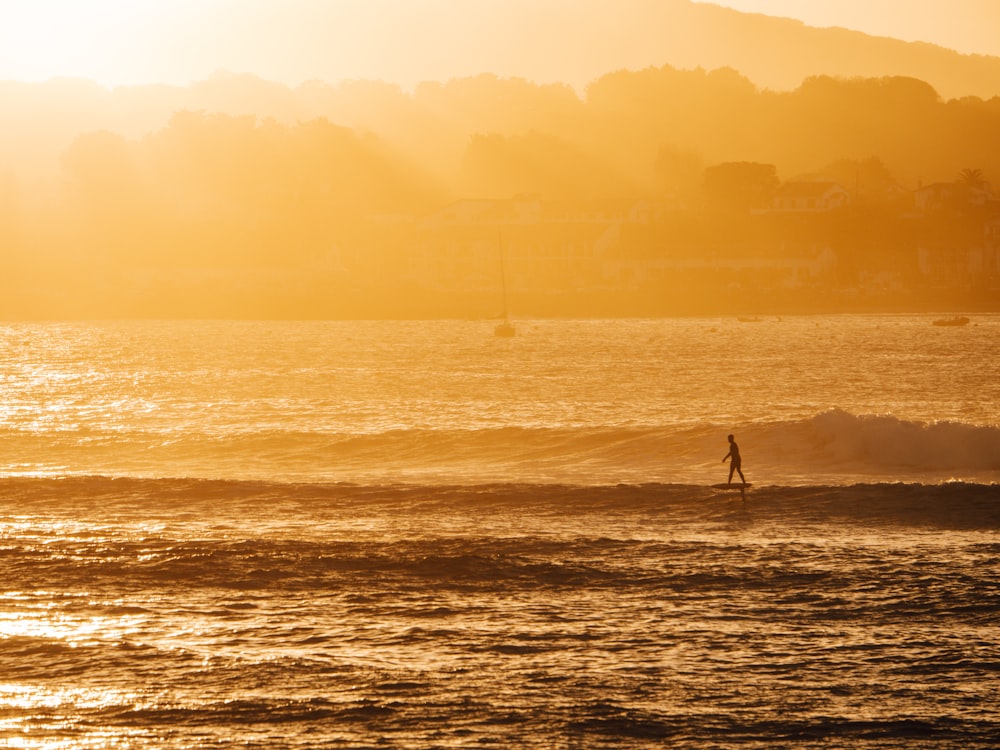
[710,483,751,490]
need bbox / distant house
[914,182,958,212]
[914,181,993,212]
[915,208,1000,285]
[981,216,1000,281]
[987,216,1000,246]
[770,180,851,212]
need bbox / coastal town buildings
[381,171,1000,311]
[770,180,851,212]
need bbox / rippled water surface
[2,481,999,748]
[2,316,999,484]
[0,317,998,747]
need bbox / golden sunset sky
[0,0,997,90]
[707,0,1000,56]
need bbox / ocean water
[0,316,998,748]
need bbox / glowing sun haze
[0,0,997,89]
[0,0,172,86]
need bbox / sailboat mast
[493,231,516,336]
[498,231,508,318]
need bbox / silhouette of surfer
[722,434,746,485]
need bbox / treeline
[6,67,1000,189]
[1,66,999,317]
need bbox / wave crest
[2,409,998,485]
[788,409,1000,473]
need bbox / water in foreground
[3,479,999,748]
[0,317,998,747]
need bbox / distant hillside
[3,0,1000,187]
[538,0,1000,100]
[663,1,1000,100]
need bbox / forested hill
[6,67,997,203]
[4,0,1000,189]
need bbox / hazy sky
[0,0,997,89]
[706,0,1000,56]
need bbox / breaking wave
[2,409,999,485]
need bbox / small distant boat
[494,319,516,337]
[494,233,515,337]
[737,316,763,323]
[932,316,970,327]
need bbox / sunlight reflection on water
[0,319,997,746]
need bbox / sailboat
[494,233,516,337]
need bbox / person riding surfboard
[722,434,746,485]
